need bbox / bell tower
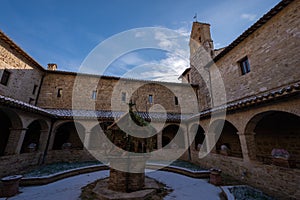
[189,22,214,59]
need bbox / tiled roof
[179,68,191,78]
[213,0,294,63]
[46,109,189,122]
[0,95,188,122]
[1,81,299,122]
[191,81,300,120]
[0,95,51,116]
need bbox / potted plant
[271,148,295,168]
[220,144,230,156]
[209,168,222,185]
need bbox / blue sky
[0,0,280,82]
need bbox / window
[148,95,153,104]
[1,69,11,86]
[57,88,63,97]
[92,90,97,100]
[239,57,251,75]
[187,74,190,83]
[174,96,179,105]
[32,84,38,95]
[121,92,126,102]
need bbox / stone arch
[52,121,85,150]
[209,119,243,158]
[190,123,205,151]
[20,119,48,153]
[162,124,185,149]
[0,108,22,156]
[245,111,300,166]
[0,110,12,156]
[89,122,113,150]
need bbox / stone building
[0,0,299,199]
[185,0,300,199]
[0,27,197,176]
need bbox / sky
[0,0,281,82]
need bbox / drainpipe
[205,66,214,108]
[41,118,56,165]
[35,74,45,106]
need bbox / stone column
[206,132,217,154]
[47,129,57,151]
[38,129,50,152]
[5,128,27,155]
[84,131,91,149]
[157,132,162,149]
[238,132,256,162]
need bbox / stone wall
[189,151,300,200]
[38,71,198,114]
[0,37,44,104]
[0,153,43,177]
[44,149,97,164]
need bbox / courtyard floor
[4,170,222,200]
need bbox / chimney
[47,63,57,71]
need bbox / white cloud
[214,43,222,49]
[102,27,191,82]
[135,31,146,38]
[241,13,257,21]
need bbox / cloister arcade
[1,104,300,179]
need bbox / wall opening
[21,121,42,153]
[252,111,300,168]
[0,111,12,156]
[210,120,243,158]
[53,122,85,150]
[162,125,185,149]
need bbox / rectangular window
[32,84,38,95]
[148,95,153,104]
[92,90,97,100]
[121,92,126,102]
[239,56,251,75]
[57,88,63,97]
[174,96,179,105]
[1,69,11,86]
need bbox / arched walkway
[190,124,205,151]
[162,125,185,149]
[0,108,23,156]
[89,122,113,150]
[209,120,243,158]
[246,111,300,167]
[21,121,41,153]
[52,122,85,150]
[0,110,12,156]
